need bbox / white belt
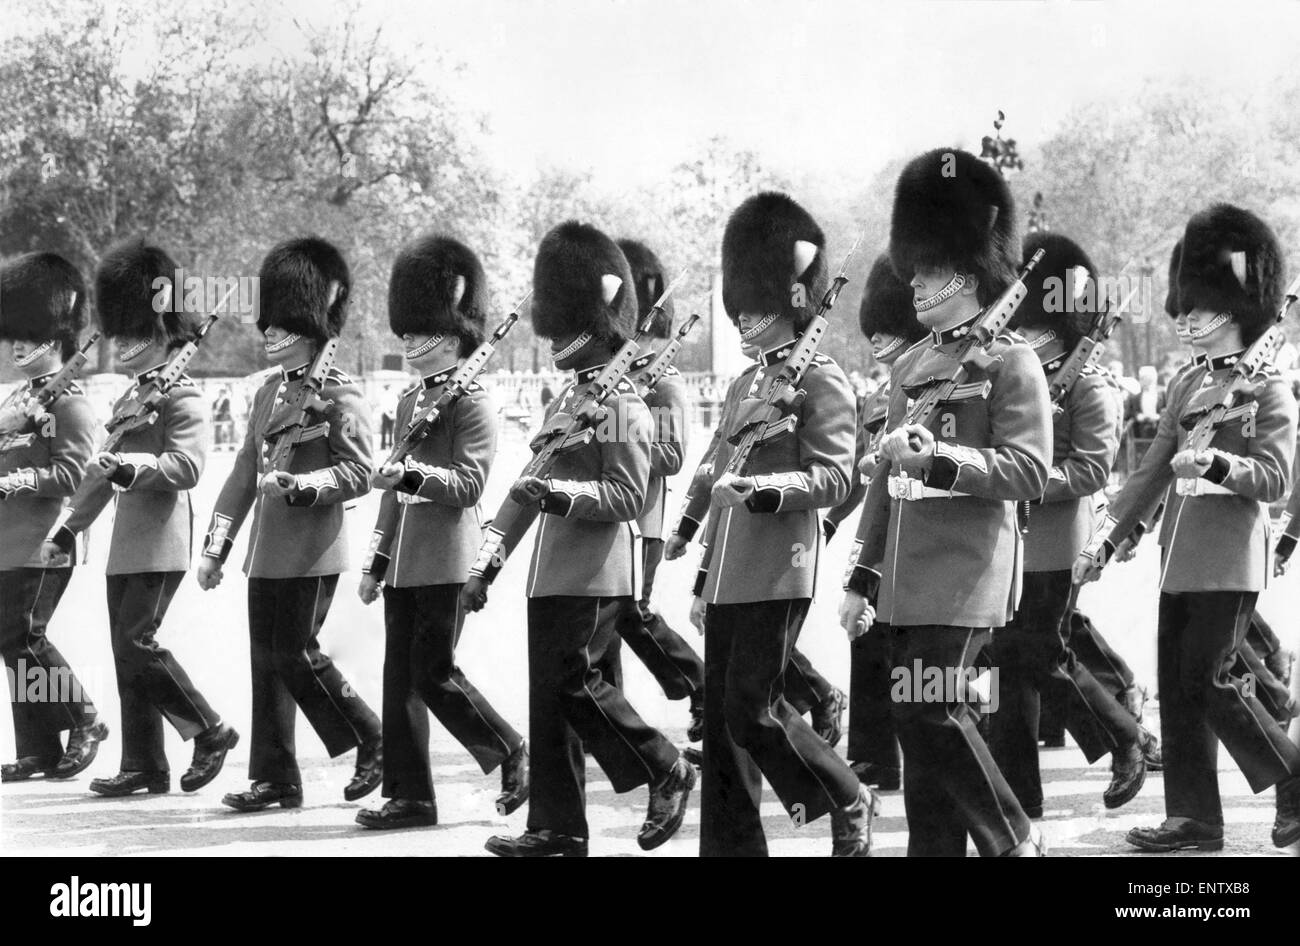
[888,474,970,501]
[1176,477,1236,497]
[397,492,432,505]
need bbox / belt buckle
[889,471,924,501]
[397,492,430,505]
[1175,477,1201,497]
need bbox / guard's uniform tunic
[52,368,222,772]
[987,353,1140,812]
[473,366,679,840]
[363,368,522,801]
[847,321,1051,856]
[0,375,99,761]
[692,345,860,857]
[203,362,381,786]
[1104,350,1300,824]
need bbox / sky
[259,0,1300,190]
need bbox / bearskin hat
[256,236,351,341]
[616,239,673,339]
[95,238,201,349]
[721,192,827,332]
[1177,204,1282,344]
[0,252,87,360]
[388,234,488,356]
[890,148,1019,306]
[1010,231,1097,349]
[531,221,637,345]
[1165,240,1182,319]
[858,254,924,344]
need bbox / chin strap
[117,338,152,364]
[914,273,966,313]
[1029,329,1058,350]
[264,332,303,354]
[14,340,56,367]
[740,312,780,341]
[873,336,904,360]
[552,331,593,363]
[1189,313,1231,341]
[405,333,446,359]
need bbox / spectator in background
[379,384,396,449]
[539,382,554,408]
[1125,365,1164,440]
[1107,358,1140,397]
[212,385,234,450]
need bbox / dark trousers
[1158,591,1300,825]
[1066,609,1137,697]
[381,583,521,801]
[612,538,705,701]
[700,599,859,857]
[891,625,1029,857]
[1,567,95,761]
[107,572,220,772]
[247,575,381,784]
[526,595,679,839]
[990,570,1141,811]
[1236,614,1292,722]
[848,621,900,768]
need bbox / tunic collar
[281,362,310,382]
[628,352,655,372]
[422,365,459,389]
[575,363,606,385]
[759,342,797,367]
[930,315,980,348]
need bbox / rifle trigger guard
[529,413,574,454]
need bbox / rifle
[636,313,700,398]
[1177,273,1300,456]
[718,236,861,480]
[468,270,686,581]
[1047,283,1140,410]
[262,336,339,480]
[382,296,526,469]
[0,334,100,449]
[101,287,235,454]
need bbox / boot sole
[495,784,529,816]
[1127,834,1223,852]
[1273,822,1300,848]
[89,780,170,797]
[180,729,240,793]
[637,764,696,851]
[484,839,587,857]
[222,792,303,812]
[356,814,438,830]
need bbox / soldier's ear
[793,240,817,278]
[601,274,622,305]
[451,275,466,309]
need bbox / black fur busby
[616,239,673,339]
[531,221,637,345]
[388,234,488,356]
[890,148,1019,306]
[1177,204,1282,345]
[1165,240,1182,319]
[721,192,827,331]
[0,252,87,359]
[95,238,201,349]
[256,236,351,341]
[1010,231,1097,349]
[858,254,924,343]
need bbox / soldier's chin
[12,341,55,368]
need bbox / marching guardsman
[463,221,693,858]
[0,253,105,782]
[354,234,527,829]
[41,239,236,796]
[196,236,383,811]
[824,253,928,792]
[987,232,1147,818]
[668,442,847,748]
[1076,204,1300,852]
[686,192,875,858]
[609,238,706,740]
[839,149,1051,857]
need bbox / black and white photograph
[1,0,1297,925]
